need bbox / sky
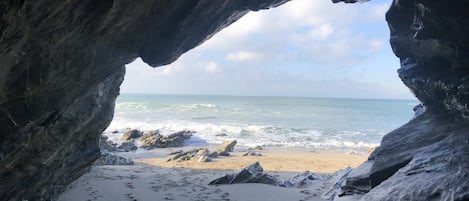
[120,0,416,100]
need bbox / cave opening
[110,0,416,152]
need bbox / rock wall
[334,0,469,200]
[0,1,287,200]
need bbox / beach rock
[94,152,134,166]
[282,171,323,188]
[253,145,264,150]
[140,130,193,149]
[99,135,117,152]
[140,132,163,149]
[321,167,353,200]
[121,129,143,141]
[209,162,282,186]
[111,130,119,134]
[117,141,138,152]
[213,140,237,156]
[215,133,228,136]
[241,150,262,157]
[167,148,212,162]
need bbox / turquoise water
[106,93,418,149]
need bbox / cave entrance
[61,0,417,200]
[110,0,416,152]
[114,0,419,150]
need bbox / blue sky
[121,0,415,100]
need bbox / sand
[58,147,369,201]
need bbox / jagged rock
[140,132,163,149]
[121,129,143,141]
[282,171,323,188]
[209,162,282,186]
[212,140,237,156]
[240,150,262,157]
[99,135,117,152]
[117,141,138,152]
[253,145,264,150]
[140,130,193,149]
[215,133,228,136]
[167,148,211,162]
[94,152,134,166]
[412,104,426,118]
[321,167,353,200]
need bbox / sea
[104,93,419,151]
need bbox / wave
[104,119,380,150]
[116,102,218,111]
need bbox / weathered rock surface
[167,148,211,162]
[99,135,117,152]
[212,140,237,156]
[282,171,323,188]
[240,150,262,157]
[121,129,142,141]
[94,152,134,166]
[0,1,289,200]
[117,141,138,152]
[140,130,193,149]
[321,167,353,200]
[209,162,282,186]
[331,0,469,201]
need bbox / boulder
[121,129,142,141]
[209,162,282,186]
[240,150,262,157]
[215,133,228,136]
[282,171,323,188]
[140,130,193,149]
[140,132,163,149]
[321,167,353,200]
[167,148,211,162]
[99,135,117,152]
[117,141,138,152]
[94,152,134,166]
[213,140,237,156]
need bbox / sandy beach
[58,147,368,201]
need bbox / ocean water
[105,93,418,150]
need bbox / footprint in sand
[126,193,138,201]
[151,185,162,192]
[126,182,135,189]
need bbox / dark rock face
[332,1,469,201]
[209,162,282,186]
[0,1,288,200]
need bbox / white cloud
[203,61,218,74]
[121,0,414,99]
[368,39,385,51]
[309,24,334,40]
[226,51,263,62]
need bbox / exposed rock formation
[121,129,142,141]
[0,1,288,200]
[212,140,237,156]
[209,162,282,186]
[94,152,134,166]
[140,130,193,149]
[333,0,469,201]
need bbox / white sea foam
[105,119,380,150]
